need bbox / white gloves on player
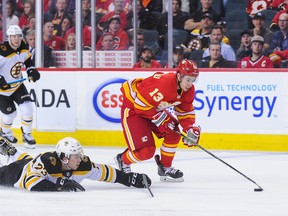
[183,124,201,147]
[151,110,178,133]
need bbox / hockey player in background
[0,137,151,192]
[0,25,40,149]
[116,59,201,182]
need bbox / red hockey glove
[183,124,201,147]
[151,109,179,133]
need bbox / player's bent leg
[0,111,18,143]
[115,149,131,173]
[159,131,181,168]
[155,154,184,182]
[19,101,36,148]
[116,146,156,173]
[155,131,183,182]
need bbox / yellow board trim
[12,129,288,152]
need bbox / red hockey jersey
[121,72,196,131]
[44,35,65,51]
[246,0,273,15]
[132,60,163,68]
[238,55,274,68]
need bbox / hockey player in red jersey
[0,137,151,192]
[238,35,274,68]
[116,59,201,182]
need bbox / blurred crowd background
[1,0,288,68]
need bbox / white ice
[0,145,287,216]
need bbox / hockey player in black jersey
[0,137,152,192]
[0,25,40,149]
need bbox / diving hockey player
[116,59,201,182]
[0,137,151,192]
[0,25,40,149]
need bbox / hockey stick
[7,78,26,85]
[174,129,263,192]
[142,174,154,197]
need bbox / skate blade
[24,143,35,149]
[160,176,184,182]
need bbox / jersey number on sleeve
[34,163,48,176]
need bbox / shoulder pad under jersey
[39,151,63,175]
[77,155,93,171]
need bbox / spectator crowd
[1,0,288,68]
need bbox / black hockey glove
[0,75,11,90]
[128,173,152,188]
[27,68,40,82]
[56,178,85,192]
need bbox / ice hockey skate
[0,138,16,156]
[0,129,18,143]
[21,127,36,149]
[115,153,131,173]
[154,154,184,182]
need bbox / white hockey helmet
[6,25,23,38]
[6,25,23,48]
[56,137,84,159]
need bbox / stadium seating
[189,50,204,68]
[164,29,188,50]
[150,11,162,29]
[259,9,278,29]
[225,29,243,51]
[142,30,160,46]
[225,0,248,12]
[226,10,250,31]
[212,0,225,16]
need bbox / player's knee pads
[19,101,33,117]
[137,145,156,160]
[1,104,16,114]
[1,111,17,123]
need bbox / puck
[254,188,263,192]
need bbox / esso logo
[93,78,126,123]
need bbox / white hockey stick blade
[160,176,184,182]
[142,174,154,197]
[7,78,26,85]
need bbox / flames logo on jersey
[113,36,120,50]
[10,62,23,78]
[246,0,272,15]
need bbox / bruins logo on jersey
[82,156,89,163]
[0,45,7,51]
[49,156,57,166]
[188,38,202,51]
[11,62,23,78]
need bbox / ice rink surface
[0,144,287,216]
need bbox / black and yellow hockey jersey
[9,150,118,191]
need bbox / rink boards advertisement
[14,69,288,135]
